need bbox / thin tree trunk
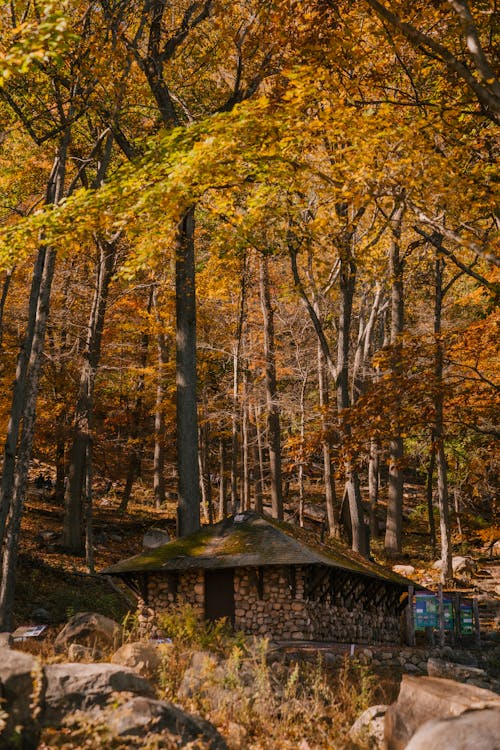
[84,437,94,573]
[176,207,200,536]
[259,255,283,520]
[119,286,152,513]
[63,237,117,550]
[0,268,14,348]
[336,240,369,557]
[251,415,263,514]
[385,203,405,555]
[219,438,228,519]
[153,289,167,510]
[318,342,340,537]
[0,135,68,630]
[0,249,46,541]
[298,370,308,527]
[254,404,266,513]
[434,254,452,585]
[230,258,247,513]
[242,379,250,511]
[427,434,437,556]
[0,245,57,628]
[368,437,380,538]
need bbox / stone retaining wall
[137,565,402,643]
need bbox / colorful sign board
[413,593,474,634]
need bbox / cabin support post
[406,583,415,646]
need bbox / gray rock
[178,651,220,699]
[405,708,500,750]
[350,704,387,749]
[384,675,500,750]
[142,528,170,550]
[0,648,40,750]
[104,696,227,749]
[111,641,167,677]
[427,658,489,687]
[54,611,121,653]
[43,662,154,725]
[432,556,475,577]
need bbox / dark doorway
[205,568,235,626]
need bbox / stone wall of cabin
[137,569,204,635]
[136,565,402,644]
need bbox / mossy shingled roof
[102,513,414,588]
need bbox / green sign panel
[414,593,438,630]
[460,601,474,635]
[414,594,475,634]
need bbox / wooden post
[406,584,415,646]
[453,592,461,645]
[438,584,445,647]
[473,597,481,650]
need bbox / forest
[0,0,498,639]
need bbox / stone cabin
[104,513,415,644]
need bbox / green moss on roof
[101,513,414,588]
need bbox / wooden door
[205,568,235,626]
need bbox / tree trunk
[434,254,452,585]
[259,255,283,520]
[318,342,340,537]
[0,268,14,348]
[254,403,265,514]
[153,288,168,510]
[336,240,369,557]
[119,286,152,513]
[230,258,247,514]
[0,245,57,628]
[218,438,228,519]
[426,433,437,556]
[385,203,405,555]
[0,137,68,628]
[63,237,117,550]
[0,249,46,542]
[368,437,380,538]
[176,207,200,536]
[242,378,250,511]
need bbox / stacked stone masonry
[137,565,401,643]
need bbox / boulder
[111,641,165,677]
[178,650,220,699]
[384,674,500,750]
[392,565,415,577]
[432,556,475,577]
[0,648,40,750]
[43,662,154,724]
[54,611,121,653]
[427,658,490,686]
[142,528,170,550]
[103,696,227,749]
[405,708,500,750]
[349,704,387,749]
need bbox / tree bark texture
[62,237,117,551]
[336,240,369,557]
[259,255,283,520]
[176,208,201,536]
[434,255,453,585]
[385,203,405,555]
